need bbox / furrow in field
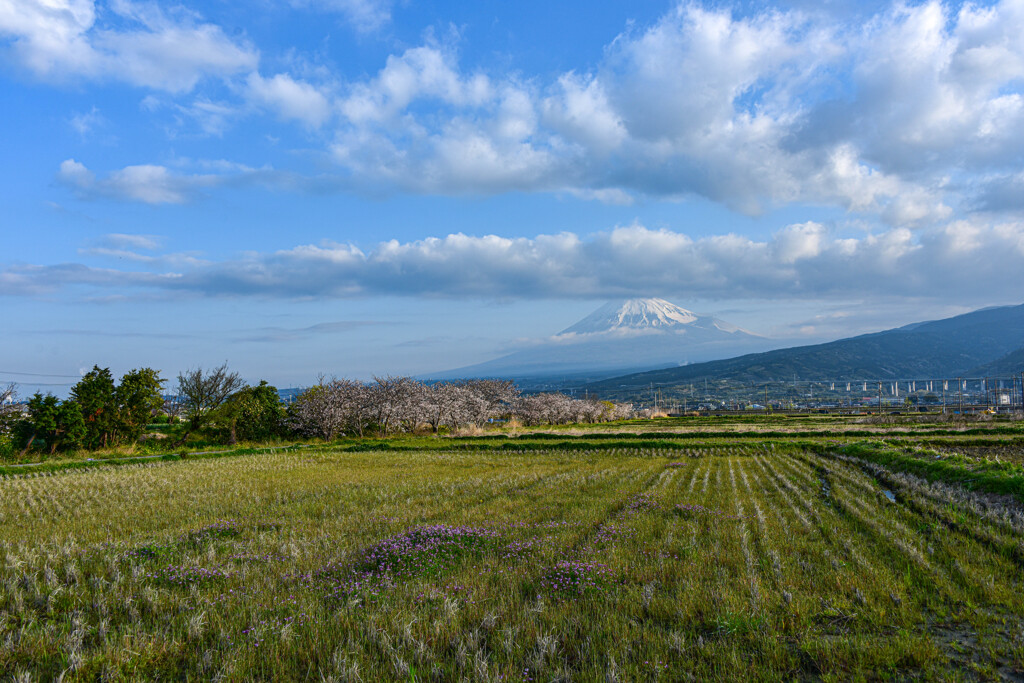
[750,455,812,533]
[787,455,935,570]
[827,453,1024,604]
[760,453,886,585]
[833,452,1024,551]
[685,457,707,496]
[734,456,785,589]
[822,456,1018,608]
[777,454,966,605]
[728,458,762,611]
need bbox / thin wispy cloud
[231,320,386,343]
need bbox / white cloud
[55,158,341,203]
[795,0,1024,176]
[79,234,208,269]
[246,72,332,127]
[339,44,490,125]
[98,233,162,250]
[0,0,96,76]
[291,0,392,33]
[178,98,238,136]
[69,106,106,137]
[16,0,1024,226]
[772,222,825,264]
[57,158,222,203]
[0,0,258,92]
[542,73,626,153]
[319,1,1023,225]
[6,221,1024,302]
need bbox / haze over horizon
[3,0,1024,394]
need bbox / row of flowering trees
[2,368,634,455]
[289,376,634,439]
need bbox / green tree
[70,366,118,448]
[20,393,86,454]
[116,368,165,441]
[221,381,284,443]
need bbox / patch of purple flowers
[148,564,232,586]
[308,524,501,601]
[351,524,499,578]
[540,560,612,597]
[624,493,661,513]
[500,537,553,562]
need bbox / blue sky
[2,0,1023,394]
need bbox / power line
[0,370,82,378]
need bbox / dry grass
[1,442,1022,680]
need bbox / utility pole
[877,381,882,414]
[941,380,946,415]
[958,377,963,415]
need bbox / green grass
[833,441,1024,501]
[2,434,1023,680]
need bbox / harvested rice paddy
[2,437,1024,680]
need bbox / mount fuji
[430,298,775,383]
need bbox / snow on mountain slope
[560,298,759,338]
[561,298,698,333]
[430,298,771,381]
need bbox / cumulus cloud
[246,72,332,127]
[15,0,1024,226]
[320,1,1021,223]
[0,0,257,92]
[339,44,491,125]
[57,159,217,203]
[4,221,1023,302]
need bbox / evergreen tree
[116,368,165,441]
[70,366,117,448]
[20,393,86,454]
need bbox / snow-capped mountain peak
[561,298,700,334]
[430,297,769,380]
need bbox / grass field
[3,429,1024,680]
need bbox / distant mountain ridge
[583,302,1024,396]
[429,298,774,381]
[968,346,1024,377]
